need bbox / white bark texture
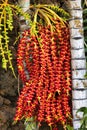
[18,0,30,32]
[18,0,30,80]
[69,0,87,129]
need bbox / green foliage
[0,0,30,77]
[83,2,87,46]
[0,1,69,76]
[66,107,87,130]
[29,4,70,35]
[82,0,87,7]
[76,107,87,130]
[47,4,70,21]
[66,125,73,130]
[83,0,87,66]
[24,117,38,130]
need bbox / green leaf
[25,122,37,130]
[77,107,87,116]
[84,37,87,42]
[0,35,3,39]
[66,125,73,130]
[83,19,87,23]
[2,58,8,69]
[25,124,32,130]
[79,116,87,130]
[85,48,87,52]
[24,117,38,130]
[83,8,87,14]
[84,26,87,31]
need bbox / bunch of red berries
[14,20,72,130]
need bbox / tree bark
[69,0,87,129]
[18,0,30,32]
[18,0,30,80]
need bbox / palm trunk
[18,0,30,80]
[18,0,30,32]
[69,0,87,129]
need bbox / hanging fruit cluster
[14,4,72,130]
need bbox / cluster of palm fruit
[14,4,72,130]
